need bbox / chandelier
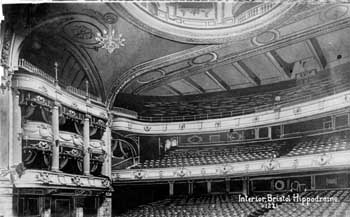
[95,24,126,54]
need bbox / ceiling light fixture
[95,24,126,54]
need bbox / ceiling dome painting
[112,2,295,44]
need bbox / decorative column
[51,103,60,172]
[242,178,249,196]
[102,124,111,177]
[206,180,212,194]
[83,115,90,176]
[331,115,336,130]
[255,128,259,140]
[268,126,272,140]
[74,197,84,217]
[311,175,316,190]
[225,178,230,193]
[216,2,224,24]
[0,187,17,217]
[40,197,51,217]
[188,181,193,195]
[8,73,13,168]
[12,89,22,166]
[97,192,112,217]
[169,181,174,196]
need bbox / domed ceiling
[4,2,350,109]
[113,2,295,43]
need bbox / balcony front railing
[18,59,102,102]
[133,83,350,123]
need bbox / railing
[18,59,102,102]
[112,107,138,118]
[134,83,350,122]
[19,59,56,83]
[65,85,101,102]
[235,3,275,24]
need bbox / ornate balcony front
[59,131,84,175]
[22,121,53,170]
[90,139,106,176]
[14,169,111,189]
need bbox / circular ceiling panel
[111,2,296,44]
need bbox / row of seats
[116,190,350,217]
[120,66,350,121]
[116,194,265,217]
[134,131,350,169]
[261,190,350,217]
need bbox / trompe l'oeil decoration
[95,24,126,54]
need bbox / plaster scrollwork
[32,141,51,151]
[38,86,48,94]
[201,168,206,176]
[113,173,120,180]
[292,159,299,169]
[90,140,104,151]
[179,123,186,130]
[261,158,280,172]
[128,123,133,130]
[293,107,301,115]
[345,94,350,102]
[162,124,167,132]
[101,178,111,187]
[22,121,52,140]
[1,28,13,67]
[71,176,83,186]
[216,164,233,175]
[75,189,92,196]
[174,167,191,178]
[245,164,250,173]
[144,125,151,132]
[36,172,53,184]
[133,170,146,180]
[313,153,332,167]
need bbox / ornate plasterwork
[106,44,223,108]
[12,11,110,101]
[109,3,296,44]
[136,2,279,29]
[17,170,111,189]
[129,17,350,96]
[0,28,13,67]
[112,150,350,182]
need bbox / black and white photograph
[0,0,350,216]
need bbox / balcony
[90,139,106,176]
[59,131,84,175]
[22,121,53,171]
[18,58,102,102]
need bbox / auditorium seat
[116,190,350,217]
[115,194,265,217]
[133,131,350,169]
[122,68,350,122]
[261,190,350,217]
[286,132,350,157]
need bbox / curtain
[23,150,37,165]
[74,122,82,135]
[59,158,69,169]
[90,162,98,173]
[43,153,51,167]
[21,105,36,119]
[89,127,97,137]
[41,108,51,124]
[77,160,83,172]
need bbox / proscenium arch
[6,13,107,101]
